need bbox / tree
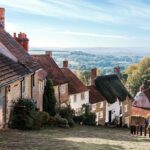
[126,57,150,96]
[80,70,91,86]
[43,78,56,116]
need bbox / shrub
[12,98,35,112]
[73,115,84,124]
[38,111,50,125]
[67,118,75,127]
[82,113,96,126]
[48,116,57,126]
[55,115,69,128]
[58,106,75,127]
[10,106,34,130]
[43,78,56,116]
[9,98,45,130]
[58,106,75,119]
[30,111,43,130]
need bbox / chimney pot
[45,51,52,57]
[63,60,68,68]
[13,33,16,38]
[14,32,29,52]
[91,68,98,85]
[0,8,5,29]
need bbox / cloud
[58,31,128,39]
[0,0,123,23]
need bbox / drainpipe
[3,86,7,128]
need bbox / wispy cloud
[59,31,128,39]
[0,0,123,23]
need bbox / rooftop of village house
[0,53,30,87]
[95,74,132,104]
[0,24,40,72]
[61,65,88,95]
[87,85,106,104]
[32,53,68,85]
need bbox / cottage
[87,85,106,125]
[95,74,132,126]
[61,60,89,115]
[32,52,69,106]
[0,8,47,128]
[131,87,150,125]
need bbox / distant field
[0,126,149,150]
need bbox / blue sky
[1,0,150,48]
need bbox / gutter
[0,73,32,88]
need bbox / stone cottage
[0,8,47,128]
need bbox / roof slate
[61,68,88,94]
[0,53,30,87]
[0,25,40,72]
[87,85,105,104]
[32,54,68,85]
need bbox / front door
[108,110,112,122]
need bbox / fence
[130,125,150,138]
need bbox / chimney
[114,66,121,79]
[0,8,5,29]
[13,32,29,52]
[45,51,52,57]
[91,68,98,85]
[63,60,68,68]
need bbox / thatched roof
[95,74,131,104]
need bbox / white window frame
[74,94,77,103]
[81,92,85,100]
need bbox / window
[99,111,103,119]
[99,102,103,108]
[92,104,96,111]
[124,105,128,112]
[60,85,66,94]
[81,92,85,100]
[39,80,44,93]
[74,95,77,103]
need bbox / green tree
[126,57,150,96]
[80,70,91,85]
[43,78,56,116]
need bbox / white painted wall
[69,90,89,114]
[105,99,122,123]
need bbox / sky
[1,0,150,48]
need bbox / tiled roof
[0,53,30,87]
[132,106,150,118]
[32,54,68,85]
[144,88,150,101]
[61,68,88,94]
[0,25,40,72]
[87,85,105,104]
